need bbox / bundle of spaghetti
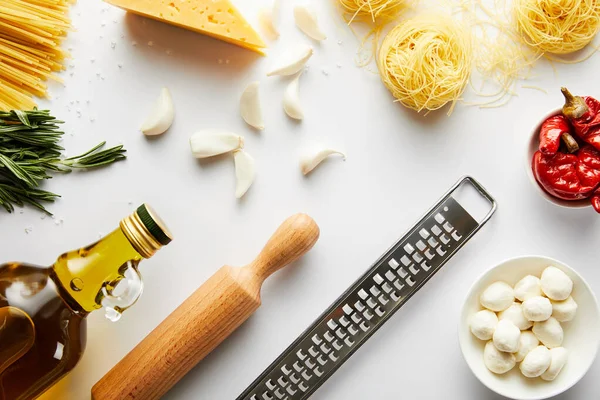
[0,0,73,111]
[377,13,472,114]
[514,0,600,55]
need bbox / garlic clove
[190,130,244,158]
[267,44,313,77]
[240,81,264,130]
[258,0,280,38]
[141,88,174,136]
[294,6,326,41]
[234,149,255,198]
[301,148,346,175]
[283,72,303,120]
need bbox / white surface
[1,1,600,399]
[459,256,600,400]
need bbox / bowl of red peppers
[527,88,600,213]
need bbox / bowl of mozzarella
[459,256,600,400]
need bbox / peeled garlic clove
[234,149,255,199]
[190,130,244,158]
[294,5,326,41]
[301,148,345,175]
[240,81,264,130]
[258,0,280,38]
[141,88,174,136]
[267,44,313,77]
[283,72,303,120]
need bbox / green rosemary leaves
[0,110,126,214]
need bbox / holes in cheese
[104,0,266,53]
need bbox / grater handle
[245,214,320,283]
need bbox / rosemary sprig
[0,109,127,214]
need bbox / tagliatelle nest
[377,14,473,114]
[513,0,600,54]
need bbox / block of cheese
[105,0,266,54]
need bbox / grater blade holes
[406,276,416,287]
[452,231,462,241]
[327,319,338,330]
[301,370,312,381]
[354,300,365,311]
[293,361,304,373]
[359,321,370,332]
[277,377,288,387]
[281,365,291,375]
[339,316,350,327]
[432,225,442,236]
[437,247,447,256]
[329,352,339,362]
[351,313,362,323]
[440,234,450,245]
[385,270,396,281]
[305,358,315,369]
[374,306,385,317]
[390,291,401,302]
[317,355,328,365]
[428,236,439,247]
[266,379,276,390]
[393,280,404,291]
[344,337,355,346]
[320,343,331,354]
[314,367,323,377]
[342,304,353,315]
[382,282,392,293]
[378,295,389,305]
[289,373,300,384]
[424,249,435,259]
[435,213,445,223]
[400,255,411,266]
[404,243,415,254]
[348,324,359,335]
[388,258,399,269]
[397,267,408,278]
[286,385,297,395]
[421,261,431,271]
[296,350,306,360]
[416,240,427,251]
[369,285,381,296]
[274,388,285,399]
[332,340,343,351]
[335,328,347,339]
[262,391,274,400]
[443,222,454,232]
[308,346,319,357]
[311,335,322,345]
[419,229,430,239]
[373,273,384,285]
[299,382,309,392]
[366,297,377,308]
[358,289,368,300]
[409,265,419,275]
[364,309,374,320]
[412,253,424,263]
[324,331,334,342]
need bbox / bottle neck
[52,227,143,314]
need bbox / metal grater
[237,177,497,400]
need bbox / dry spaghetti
[377,14,472,114]
[338,0,405,24]
[513,0,600,54]
[0,0,73,111]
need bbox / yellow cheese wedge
[104,0,266,54]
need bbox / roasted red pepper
[539,114,578,155]
[533,144,600,212]
[561,87,600,151]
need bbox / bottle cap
[136,204,173,245]
[120,204,172,258]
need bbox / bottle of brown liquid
[0,204,172,400]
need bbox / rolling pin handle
[247,213,320,283]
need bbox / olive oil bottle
[0,204,172,400]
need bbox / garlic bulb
[294,6,326,41]
[267,44,313,77]
[240,81,265,130]
[141,88,174,136]
[190,130,244,158]
[258,0,280,38]
[283,72,303,120]
[300,148,345,175]
[234,150,255,199]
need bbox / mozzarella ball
[522,296,552,322]
[541,266,573,301]
[514,275,543,301]
[493,319,521,353]
[533,317,564,348]
[499,302,532,330]
[470,310,498,340]
[515,331,540,362]
[484,340,516,374]
[551,296,578,322]
[541,347,569,381]
[520,346,551,378]
[480,281,514,312]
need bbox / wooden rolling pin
[92,213,320,400]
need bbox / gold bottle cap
[120,204,173,258]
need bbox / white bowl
[525,108,590,209]
[459,256,600,400]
